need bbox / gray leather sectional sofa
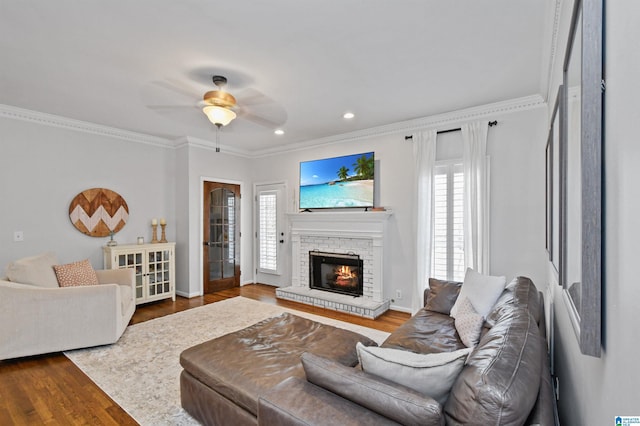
[180,276,555,425]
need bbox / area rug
[64,296,389,425]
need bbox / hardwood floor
[0,284,410,425]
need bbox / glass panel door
[204,181,240,293]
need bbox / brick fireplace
[276,211,392,318]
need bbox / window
[258,191,278,273]
[432,162,465,281]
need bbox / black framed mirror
[560,0,603,358]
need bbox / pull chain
[215,124,221,152]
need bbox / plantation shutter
[432,163,465,281]
[258,191,278,273]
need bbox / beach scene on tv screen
[300,152,374,209]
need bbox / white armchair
[0,267,136,360]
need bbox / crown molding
[543,0,563,103]
[172,136,252,157]
[252,94,546,158]
[1,94,545,158]
[0,104,174,148]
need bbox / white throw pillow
[5,252,60,288]
[454,297,485,347]
[356,342,471,405]
[450,267,506,319]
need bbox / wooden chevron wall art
[69,188,129,237]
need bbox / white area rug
[65,296,389,425]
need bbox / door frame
[199,176,245,295]
[253,180,289,287]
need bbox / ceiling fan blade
[152,79,200,100]
[148,105,200,110]
[235,88,275,107]
[237,108,287,128]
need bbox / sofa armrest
[259,377,399,426]
[96,268,135,288]
[0,280,123,359]
[301,352,444,426]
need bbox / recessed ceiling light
[274,129,285,135]
[343,112,355,119]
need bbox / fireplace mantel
[287,210,392,237]
[277,210,392,318]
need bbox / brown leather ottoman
[179,312,376,425]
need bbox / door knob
[279,240,284,243]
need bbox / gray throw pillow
[425,278,462,314]
[301,352,443,425]
[356,343,471,406]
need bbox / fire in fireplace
[309,251,363,297]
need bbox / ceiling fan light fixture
[203,105,237,127]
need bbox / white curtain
[462,121,489,273]
[412,130,437,314]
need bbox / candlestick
[151,224,159,243]
[151,218,158,226]
[160,223,167,243]
[160,218,166,226]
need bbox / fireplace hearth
[309,251,363,297]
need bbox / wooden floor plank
[0,284,409,424]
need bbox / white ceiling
[0,1,552,154]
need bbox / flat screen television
[299,152,374,210]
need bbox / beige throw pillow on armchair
[5,252,60,288]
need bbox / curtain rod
[404,120,498,140]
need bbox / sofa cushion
[301,352,443,425]
[445,304,542,425]
[425,278,462,315]
[5,252,59,288]
[53,259,99,287]
[381,308,466,354]
[258,376,401,426]
[485,276,542,329]
[450,268,506,318]
[180,313,376,417]
[454,297,484,348]
[356,342,470,405]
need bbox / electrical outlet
[395,289,402,299]
[13,231,24,242]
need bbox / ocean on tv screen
[300,180,373,209]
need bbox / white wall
[0,117,174,270]
[250,105,548,311]
[0,101,548,316]
[550,1,640,424]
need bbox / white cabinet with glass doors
[103,242,175,305]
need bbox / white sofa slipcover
[0,268,136,360]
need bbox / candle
[151,218,158,226]
[160,218,166,225]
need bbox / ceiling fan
[202,75,237,128]
[148,74,286,131]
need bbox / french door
[255,182,287,286]
[203,181,240,293]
